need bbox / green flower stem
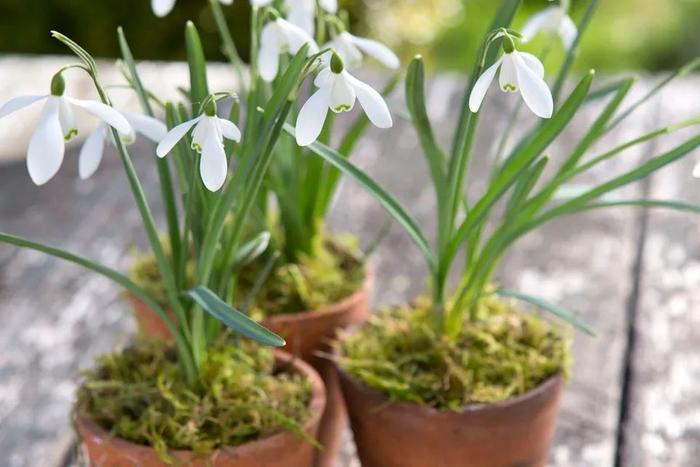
[209,0,246,92]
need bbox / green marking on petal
[191,142,202,153]
[502,83,517,92]
[331,104,352,113]
[64,128,78,141]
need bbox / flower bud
[330,52,344,74]
[502,34,516,54]
[50,73,66,96]
[204,98,217,117]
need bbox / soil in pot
[129,234,370,466]
[75,340,325,466]
[335,296,572,467]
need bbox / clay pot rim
[74,349,326,458]
[335,359,564,417]
[262,267,373,326]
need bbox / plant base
[75,350,326,467]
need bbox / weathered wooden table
[1,62,699,466]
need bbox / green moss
[241,234,364,319]
[77,340,312,462]
[129,233,364,317]
[337,296,571,410]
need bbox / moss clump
[241,235,364,319]
[77,340,312,461]
[129,233,364,317]
[337,296,571,410]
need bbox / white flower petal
[152,0,176,17]
[79,124,107,179]
[521,6,559,42]
[314,67,332,87]
[559,15,578,50]
[259,23,282,82]
[345,72,392,128]
[278,19,319,54]
[217,118,242,142]
[57,97,78,140]
[0,95,47,119]
[329,73,356,113]
[346,33,400,69]
[319,0,337,13]
[514,52,553,119]
[156,116,202,158]
[295,87,331,146]
[27,98,65,185]
[499,54,518,92]
[200,133,228,191]
[332,37,364,69]
[124,112,167,142]
[219,0,233,4]
[67,98,133,135]
[693,161,700,178]
[251,0,273,6]
[287,0,316,36]
[518,52,545,79]
[191,117,212,150]
[468,57,503,113]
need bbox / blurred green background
[1,0,698,72]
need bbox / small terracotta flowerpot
[127,271,371,467]
[336,364,564,467]
[75,351,326,467]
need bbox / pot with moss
[75,341,325,467]
[129,231,370,466]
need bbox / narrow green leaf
[187,286,286,346]
[497,289,596,336]
[504,156,549,219]
[406,56,446,190]
[564,199,700,217]
[185,21,210,111]
[285,125,436,271]
[551,0,599,104]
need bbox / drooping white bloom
[79,112,167,179]
[152,0,233,18]
[693,161,700,179]
[258,17,319,82]
[469,48,553,119]
[325,31,400,70]
[521,0,577,50]
[0,81,133,185]
[156,109,241,192]
[252,0,338,35]
[295,57,393,147]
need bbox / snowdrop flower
[156,100,241,192]
[295,53,392,146]
[152,0,232,18]
[325,31,400,70]
[79,112,167,179]
[0,73,132,185]
[469,34,553,119]
[258,16,319,82]
[252,0,337,35]
[522,0,577,50]
[693,161,700,179]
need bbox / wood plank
[621,79,700,466]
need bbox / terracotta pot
[127,271,371,467]
[337,364,564,467]
[75,351,326,467]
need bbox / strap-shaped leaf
[232,232,271,269]
[497,289,595,336]
[185,21,210,111]
[284,124,436,271]
[187,286,285,346]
